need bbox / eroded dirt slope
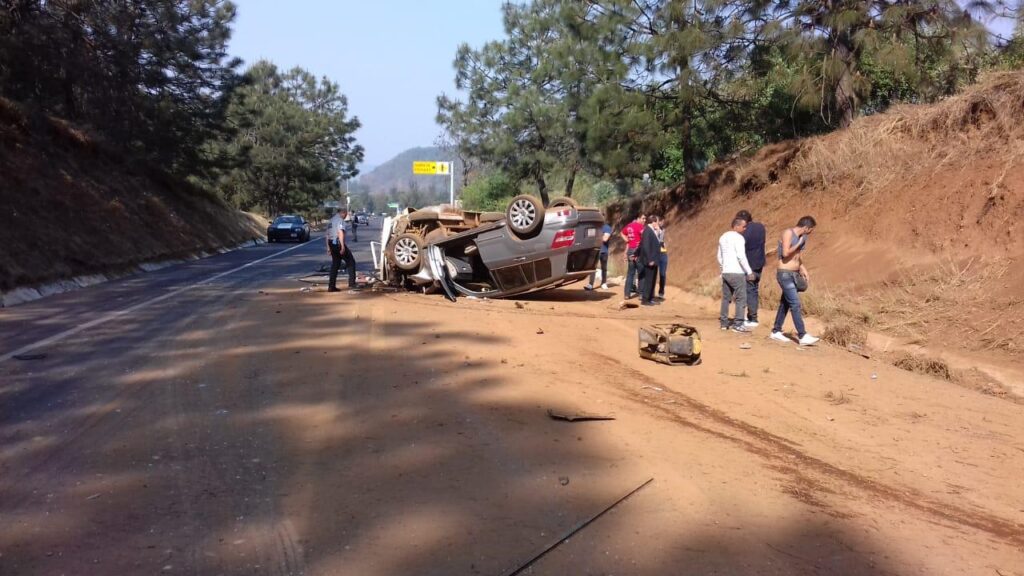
[616,71,1024,384]
[0,98,265,292]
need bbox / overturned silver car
[373,195,604,299]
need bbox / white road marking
[1,240,314,363]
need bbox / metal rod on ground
[499,477,654,576]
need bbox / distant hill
[359,147,463,195]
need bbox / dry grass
[789,70,1024,203]
[889,352,960,383]
[869,258,1013,350]
[822,322,868,348]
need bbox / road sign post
[412,161,455,205]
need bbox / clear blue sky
[228,0,507,170]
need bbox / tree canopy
[0,1,364,215]
[438,0,1020,201]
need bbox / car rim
[394,238,419,266]
[509,199,537,230]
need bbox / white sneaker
[798,334,820,346]
[743,321,759,328]
[769,331,790,343]
[584,284,594,291]
[600,283,609,290]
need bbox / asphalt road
[0,225,380,574]
[0,227,378,362]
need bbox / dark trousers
[745,268,763,321]
[657,252,668,295]
[624,248,639,298]
[640,264,658,303]
[329,241,356,289]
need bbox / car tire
[549,197,577,209]
[505,195,544,239]
[391,233,424,272]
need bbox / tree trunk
[564,163,577,198]
[834,38,858,128]
[535,173,550,207]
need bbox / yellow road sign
[412,161,451,175]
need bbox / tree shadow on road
[0,285,909,576]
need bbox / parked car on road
[355,212,369,226]
[379,195,603,299]
[267,215,310,243]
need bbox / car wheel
[549,197,577,209]
[391,233,424,271]
[506,194,544,239]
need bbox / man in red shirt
[620,214,646,298]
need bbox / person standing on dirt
[655,218,669,300]
[585,217,614,291]
[737,210,766,328]
[621,214,646,299]
[637,215,662,306]
[326,207,357,292]
[717,217,756,332]
[769,216,819,346]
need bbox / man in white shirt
[717,217,756,332]
[326,207,357,292]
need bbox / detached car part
[638,323,702,365]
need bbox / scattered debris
[558,476,570,486]
[536,328,545,335]
[85,493,102,501]
[498,478,654,576]
[719,370,750,378]
[641,385,664,392]
[848,344,872,359]
[299,286,313,292]
[515,302,526,309]
[13,353,47,361]
[547,409,615,422]
[825,391,850,405]
[638,323,702,365]
[615,300,639,310]
[739,342,752,350]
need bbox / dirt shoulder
[10,278,1019,575]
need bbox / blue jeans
[773,270,806,337]
[625,248,639,298]
[657,252,668,295]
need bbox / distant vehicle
[379,195,603,299]
[355,212,369,225]
[267,215,310,243]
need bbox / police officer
[327,207,357,292]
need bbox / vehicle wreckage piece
[638,323,702,365]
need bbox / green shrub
[461,173,517,211]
